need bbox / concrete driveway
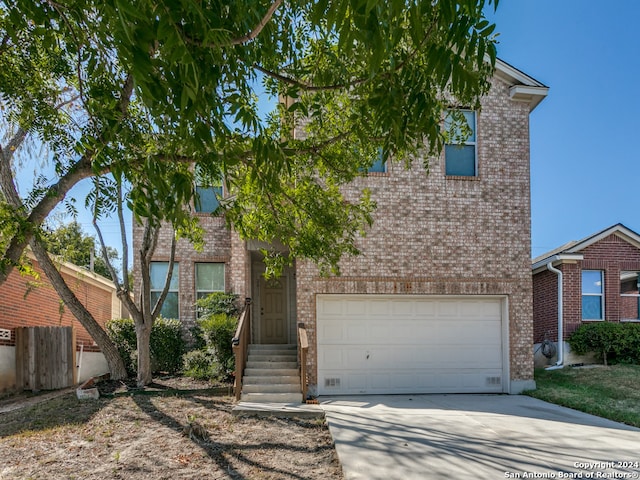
[321,395,640,480]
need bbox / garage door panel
[317,295,505,395]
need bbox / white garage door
[317,295,506,395]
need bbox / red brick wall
[533,233,640,342]
[0,259,115,352]
[141,75,539,389]
[132,216,235,331]
[532,269,558,342]
[297,76,536,388]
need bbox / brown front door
[260,276,288,344]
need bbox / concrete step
[247,355,297,362]
[242,383,301,394]
[248,344,296,351]
[243,375,300,385]
[240,392,303,403]
[248,350,298,356]
[245,361,298,369]
[244,368,299,377]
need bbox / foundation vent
[0,329,10,341]
[486,376,502,386]
[324,378,341,388]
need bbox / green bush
[199,313,238,377]
[183,292,241,382]
[150,318,186,374]
[568,322,640,365]
[182,350,217,380]
[196,292,240,318]
[105,318,137,375]
[106,317,186,375]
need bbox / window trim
[581,269,604,321]
[444,109,478,178]
[150,261,180,320]
[195,262,226,318]
[620,270,640,322]
[195,262,225,297]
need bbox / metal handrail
[232,298,251,401]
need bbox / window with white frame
[444,109,477,177]
[582,270,604,320]
[150,262,179,319]
[195,166,223,213]
[195,263,225,300]
[620,271,640,321]
[195,263,225,318]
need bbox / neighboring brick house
[135,58,548,398]
[0,251,123,392]
[532,224,640,367]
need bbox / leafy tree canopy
[42,221,119,280]
[1,0,499,279]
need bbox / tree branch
[181,0,283,48]
[230,0,283,45]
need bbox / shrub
[196,292,240,318]
[150,318,186,374]
[105,318,137,376]
[568,322,640,365]
[182,350,217,380]
[106,317,186,375]
[183,292,241,382]
[199,313,238,377]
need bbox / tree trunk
[135,318,153,387]
[29,239,128,381]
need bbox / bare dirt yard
[0,377,343,480]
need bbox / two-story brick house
[134,58,548,399]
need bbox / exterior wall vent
[486,376,502,386]
[0,329,10,341]
[324,377,341,388]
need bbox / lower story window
[582,270,604,320]
[620,271,640,321]
[150,262,179,319]
[196,263,225,301]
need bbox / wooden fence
[15,326,76,392]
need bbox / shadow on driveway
[321,394,640,480]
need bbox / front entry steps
[240,344,303,403]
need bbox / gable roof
[495,58,548,112]
[532,223,640,272]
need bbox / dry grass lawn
[0,380,342,480]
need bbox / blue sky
[32,1,640,265]
[488,1,640,258]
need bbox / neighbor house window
[620,271,640,321]
[444,109,477,177]
[195,166,222,213]
[582,270,604,320]
[195,263,225,318]
[150,262,179,319]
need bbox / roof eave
[531,253,584,274]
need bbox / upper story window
[150,261,180,320]
[582,270,604,321]
[195,166,222,214]
[620,271,640,321]
[367,149,387,173]
[444,109,477,177]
